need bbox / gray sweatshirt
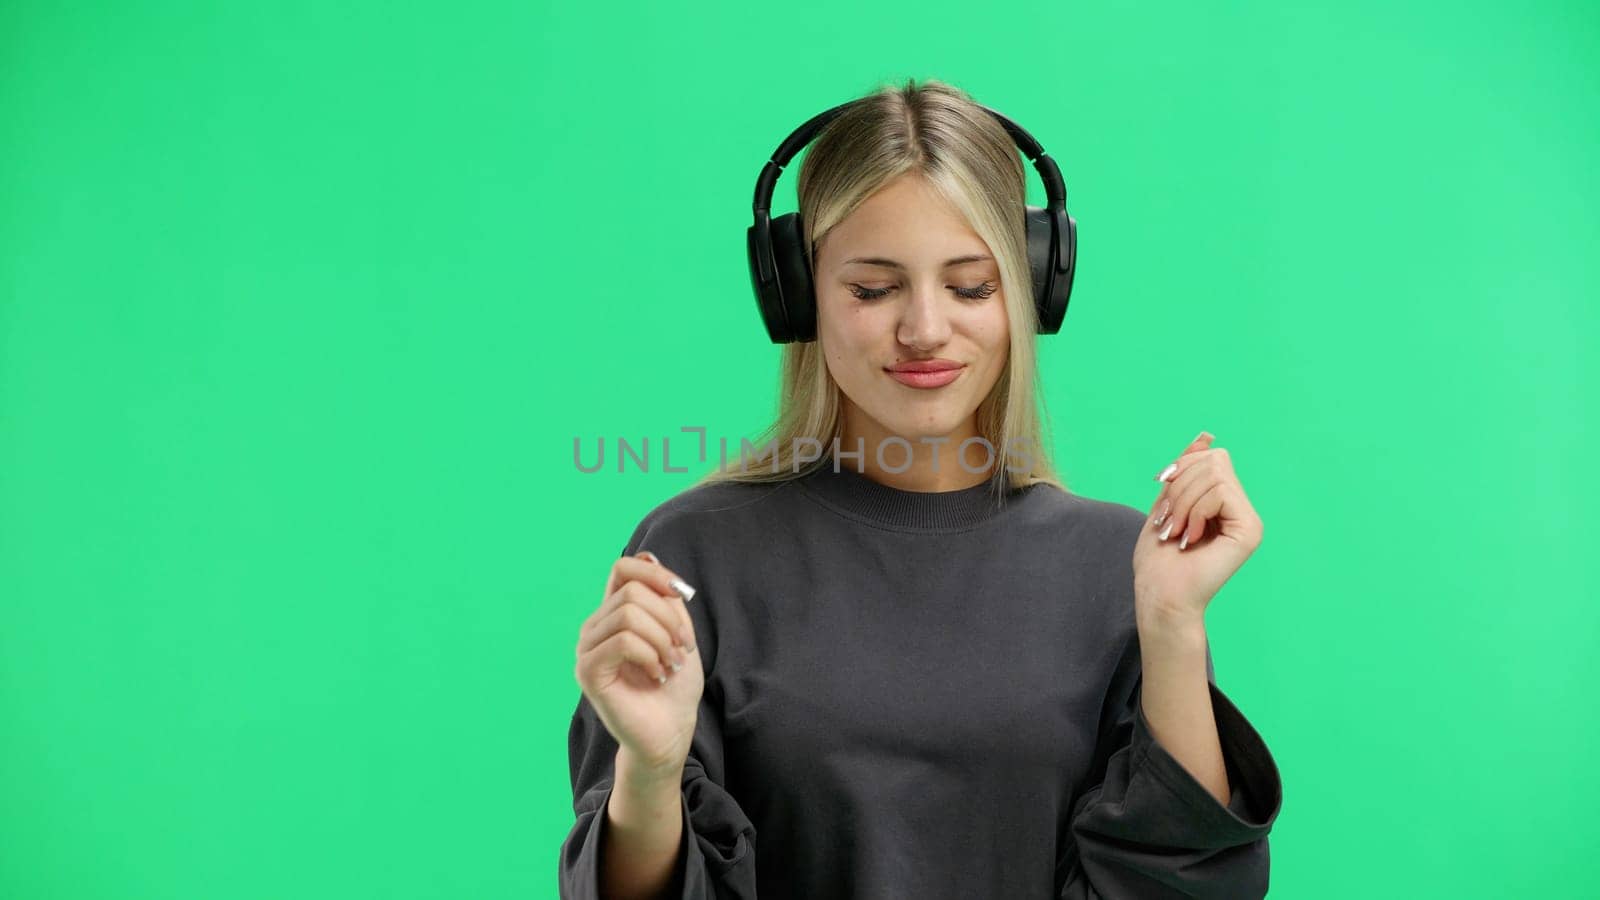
[560,461,1283,899]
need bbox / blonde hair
[698,77,1068,497]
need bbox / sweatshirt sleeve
[557,691,758,899]
[1058,633,1284,899]
[557,524,759,899]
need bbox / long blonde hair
[699,77,1068,497]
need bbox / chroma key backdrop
[1,1,1595,898]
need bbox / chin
[875,408,970,442]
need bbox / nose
[895,282,953,351]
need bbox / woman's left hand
[1132,431,1264,625]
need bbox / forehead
[823,176,992,269]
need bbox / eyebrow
[841,254,994,269]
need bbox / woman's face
[813,172,1011,469]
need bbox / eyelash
[848,281,998,302]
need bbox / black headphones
[745,98,1077,344]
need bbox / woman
[561,78,1283,899]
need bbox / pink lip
[888,359,963,373]
[886,366,964,389]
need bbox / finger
[1149,445,1209,526]
[1159,459,1217,542]
[1149,480,1175,531]
[605,554,697,611]
[1150,435,1223,528]
[602,554,629,600]
[603,551,679,601]
[632,551,698,651]
[1153,432,1215,483]
[1182,430,1216,455]
[591,579,687,662]
[639,551,698,606]
[586,627,675,686]
[579,582,687,676]
[629,551,698,605]
[1177,482,1227,550]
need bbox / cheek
[966,303,1010,355]
[819,310,877,379]
[822,299,891,350]
[969,318,1009,382]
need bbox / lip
[888,359,964,373]
[885,359,965,389]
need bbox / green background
[2,1,1595,897]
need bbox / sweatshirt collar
[796,461,1023,531]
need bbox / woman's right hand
[574,551,703,776]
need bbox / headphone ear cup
[769,211,818,343]
[1053,212,1077,332]
[1023,205,1056,333]
[1024,205,1075,335]
[747,217,793,344]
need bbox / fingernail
[1155,462,1177,483]
[1179,533,1189,550]
[1193,431,1210,443]
[669,578,697,602]
[1153,500,1171,527]
[1160,521,1174,541]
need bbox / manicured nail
[1160,521,1174,541]
[1179,533,1189,550]
[1154,462,1178,483]
[669,578,697,602]
[1153,500,1171,528]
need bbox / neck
[836,422,994,493]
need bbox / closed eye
[848,281,997,301]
